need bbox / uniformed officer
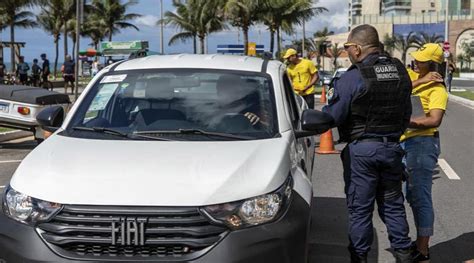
[323,25,413,262]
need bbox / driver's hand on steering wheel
[244,112,260,126]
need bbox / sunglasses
[343,42,360,50]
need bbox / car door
[281,73,315,180]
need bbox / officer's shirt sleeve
[322,69,364,127]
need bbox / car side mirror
[295,109,335,138]
[36,106,65,132]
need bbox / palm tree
[90,0,141,42]
[0,0,38,71]
[394,32,418,64]
[412,32,444,49]
[328,43,343,70]
[187,0,226,54]
[37,8,62,78]
[291,38,317,55]
[382,33,396,56]
[314,27,334,67]
[161,0,198,54]
[225,0,264,56]
[260,0,327,57]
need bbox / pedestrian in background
[323,24,413,263]
[31,59,41,87]
[447,61,456,91]
[40,53,50,88]
[401,43,448,262]
[62,55,75,94]
[0,59,5,84]
[283,48,319,109]
[91,58,100,77]
[16,56,30,85]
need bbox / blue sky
[0,0,348,63]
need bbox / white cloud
[135,15,159,27]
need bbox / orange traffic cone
[316,129,339,154]
[320,85,327,103]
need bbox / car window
[282,74,300,129]
[67,69,278,140]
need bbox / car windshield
[66,69,278,141]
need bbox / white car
[0,85,70,142]
[1,54,334,262]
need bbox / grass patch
[451,90,474,101]
[0,127,13,133]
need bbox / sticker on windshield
[101,74,127,83]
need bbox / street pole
[302,20,306,58]
[160,0,164,54]
[74,0,82,100]
[444,0,450,92]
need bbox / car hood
[11,134,291,206]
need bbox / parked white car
[1,54,333,262]
[0,85,70,142]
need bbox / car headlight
[203,177,292,229]
[2,186,62,226]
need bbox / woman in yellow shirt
[401,43,448,261]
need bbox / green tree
[412,32,444,49]
[161,0,198,54]
[394,32,418,65]
[38,0,75,62]
[82,17,107,50]
[37,8,62,78]
[224,0,264,55]
[382,33,396,56]
[328,42,343,70]
[314,27,334,67]
[260,0,327,56]
[0,0,38,71]
[90,0,141,42]
[188,0,226,54]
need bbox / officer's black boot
[394,248,414,263]
[349,247,368,263]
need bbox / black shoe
[349,246,367,263]
[410,242,430,262]
[412,250,430,262]
[350,253,367,263]
[394,248,413,263]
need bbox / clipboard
[411,95,425,119]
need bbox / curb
[449,94,474,109]
[0,130,32,143]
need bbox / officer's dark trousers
[341,140,412,256]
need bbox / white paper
[100,74,127,83]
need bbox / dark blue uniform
[323,53,412,258]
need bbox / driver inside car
[215,74,270,128]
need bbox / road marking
[438,159,461,180]
[0,185,5,189]
[0,160,22,164]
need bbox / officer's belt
[357,137,399,143]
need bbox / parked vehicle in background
[1,54,334,262]
[0,85,70,142]
[318,70,332,86]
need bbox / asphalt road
[0,99,473,262]
[452,78,474,90]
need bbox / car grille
[36,205,228,260]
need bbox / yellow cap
[283,48,297,59]
[410,43,443,64]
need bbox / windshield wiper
[72,126,128,137]
[72,126,171,141]
[134,129,254,140]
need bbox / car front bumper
[0,191,311,263]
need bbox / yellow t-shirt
[287,59,318,96]
[400,70,448,141]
